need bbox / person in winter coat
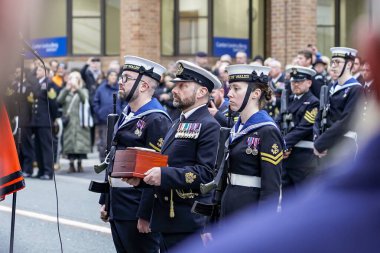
[57,71,92,172]
[93,69,126,162]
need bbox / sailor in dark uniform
[99,56,172,253]
[265,59,286,118]
[126,60,221,251]
[276,66,319,190]
[314,47,364,164]
[311,58,328,98]
[362,61,374,123]
[23,65,58,179]
[220,64,284,218]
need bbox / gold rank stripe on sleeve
[260,151,284,165]
[304,111,316,124]
[149,142,161,152]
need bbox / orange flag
[0,103,24,200]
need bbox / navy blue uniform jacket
[151,105,220,233]
[276,91,319,168]
[100,98,172,221]
[314,78,363,152]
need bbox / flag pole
[9,46,25,253]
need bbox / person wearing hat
[125,60,221,251]
[275,66,319,191]
[99,56,172,253]
[310,58,328,98]
[219,64,284,218]
[313,47,363,164]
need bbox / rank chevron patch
[304,108,318,124]
[260,151,283,165]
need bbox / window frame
[67,0,119,56]
[166,0,263,58]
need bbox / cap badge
[176,63,184,75]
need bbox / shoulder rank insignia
[261,150,283,166]
[304,107,318,124]
[149,137,164,152]
[27,92,34,103]
[47,88,57,99]
[134,119,146,137]
[175,123,201,139]
[185,172,197,184]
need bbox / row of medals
[175,130,200,139]
[246,147,258,155]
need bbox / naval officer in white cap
[313,47,363,165]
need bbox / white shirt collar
[294,94,304,100]
[181,104,207,120]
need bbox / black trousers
[110,220,160,253]
[20,127,34,174]
[21,127,53,177]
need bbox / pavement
[0,152,116,253]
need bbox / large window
[317,0,365,56]
[30,0,67,39]
[317,0,336,56]
[178,0,209,55]
[69,0,120,56]
[161,0,265,57]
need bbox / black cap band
[177,68,214,92]
[229,70,269,85]
[122,64,161,82]
[332,53,355,60]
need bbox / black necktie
[180,114,186,122]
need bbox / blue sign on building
[29,37,67,58]
[213,37,250,57]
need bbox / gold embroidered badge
[27,92,34,103]
[271,143,279,155]
[176,63,184,75]
[47,88,57,99]
[185,172,197,184]
[157,138,164,148]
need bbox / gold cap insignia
[176,63,184,76]
[185,172,197,184]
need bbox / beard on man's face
[173,91,196,110]
[118,88,138,103]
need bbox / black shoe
[39,175,52,180]
[31,174,41,179]
[22,172,32,178]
